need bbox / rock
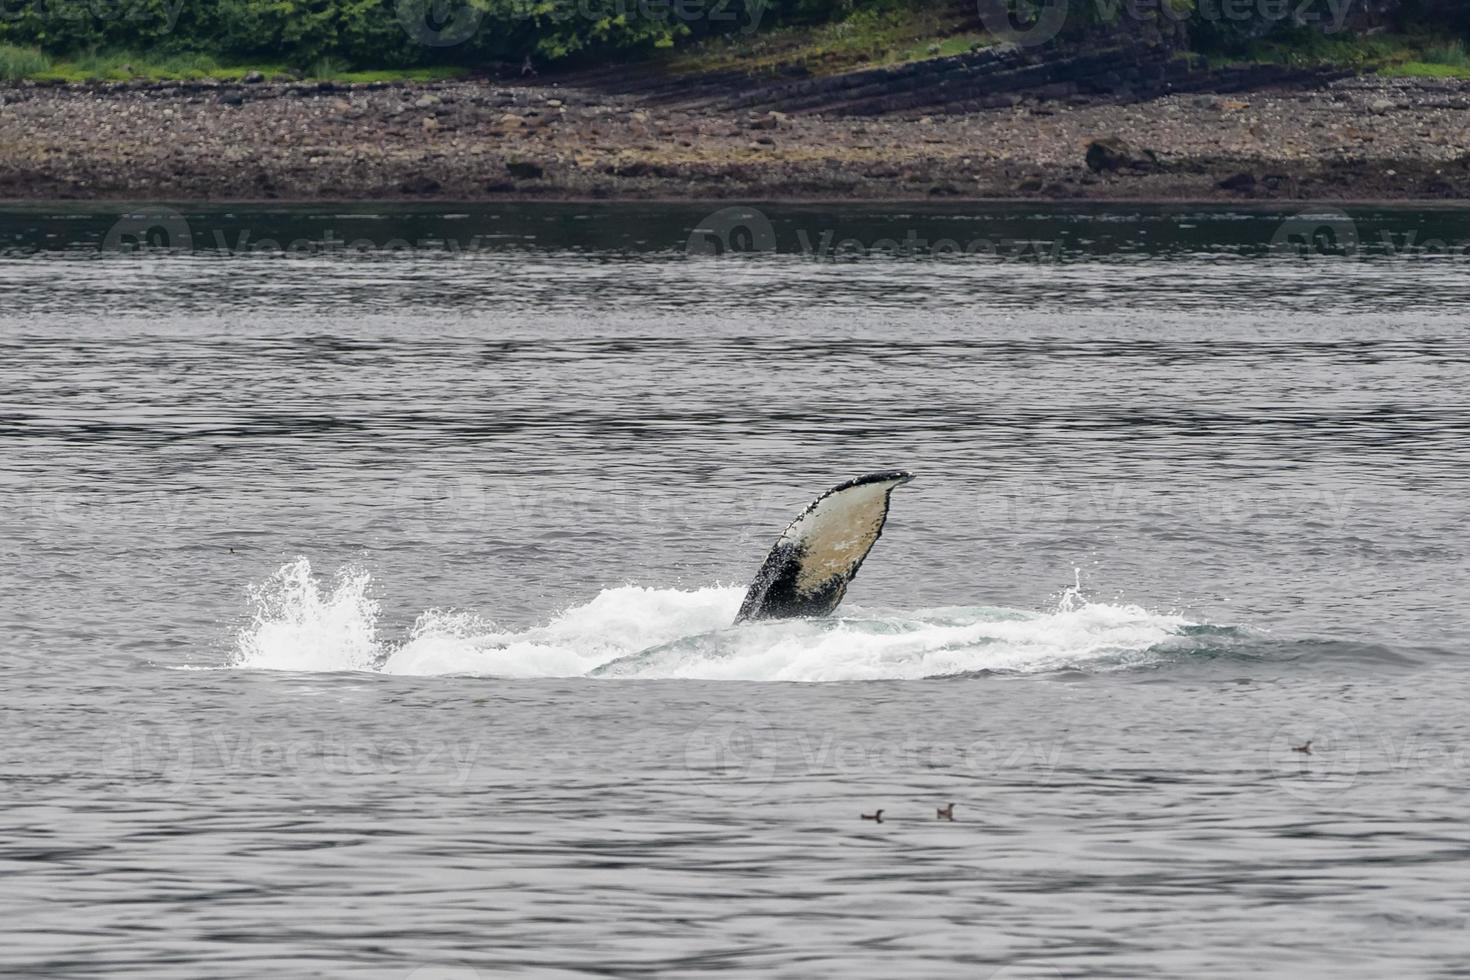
[1085,137,1156,173]
[498,113,525,130]
[1216,171,1256,192]
[483,179,516,193]
[750,111,786,130]
[218,91,244,107]
[1016,176,1043,193]
[414,95,439,109]
[752,135,775,146]
[422,117,438,132]
[398,175,441,194]
[1370,98,1394,116]
[546,98,563,108]
[1085,137,1133,173]
[243,71,265,84]
[506,160,544,179]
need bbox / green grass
[10,48,470,83]
[334,66,468,83]
[890,32,992,64]
[666,5,987,78]
[0,43,51,81]
[1204,29,1470,80]
[1423,39,1470,68]
[1383,60,1470,80]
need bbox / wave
[229,558,1228,681]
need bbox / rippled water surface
[3,203,1469,978]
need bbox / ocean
[2,202,1468,978]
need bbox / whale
[734,470,913,623]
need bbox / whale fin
[734,471,913,624]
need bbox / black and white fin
[733,471,913,624]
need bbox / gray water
[3,203,1469,978]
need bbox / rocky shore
[1,69,1468,202]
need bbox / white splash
[234,558,381,672]
[231,558,1194,681]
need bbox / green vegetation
[666,5,987,77]
[0,0,1465,84]
[12,48,471,83]
[1199,27,1470,81]
[1383,60,1470,80]
[0,43,51,81]
[1388,39,1470,78]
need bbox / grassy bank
[1203,30,1470,80]
[0,45,468,84]
[2,12,1468,86]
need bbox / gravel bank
[1,73,1467,202]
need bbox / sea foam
[232,558,1194,681]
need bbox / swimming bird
[936,803,955,821]
[861,810,884,823]
[1292,740,1313,755]
[736,471,912,623]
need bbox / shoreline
[2,71,1468,204]
[3,195,1469,208]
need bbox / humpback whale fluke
[734,470,913,624]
